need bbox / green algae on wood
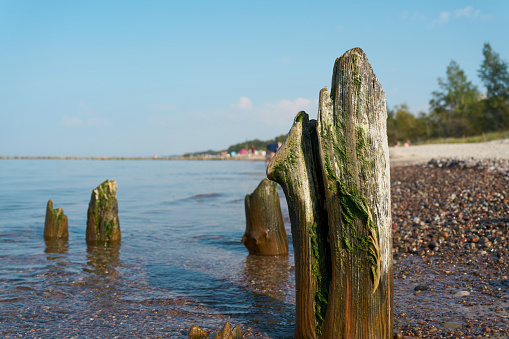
[86,179,121,244]
[44,199,68,240]
[267,48,392,338]
[243,177,288,256]
[316,47,392,338]
[267,111,329,338]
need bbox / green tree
[477,43,509,130]
[430,60,479,137]
[386,104,429,145]
[478,43,509,100]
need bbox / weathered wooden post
[267,48,392,338]
[242,178,288,255]
[86,179,121,244]
[44,199,68,240]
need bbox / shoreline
[4,138,509,165]
[0,155,267,161]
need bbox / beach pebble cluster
[391,158,509,338]
[392,158,509,259]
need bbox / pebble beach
[390,141,509,338]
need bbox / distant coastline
[0,155,266,161]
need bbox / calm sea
[0,159,295,338]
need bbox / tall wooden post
[267,48,392,338]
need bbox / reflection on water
[84,243,121,275]
[44,238,69,255]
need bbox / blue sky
[1,1,508,156]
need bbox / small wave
[188,193,222,200]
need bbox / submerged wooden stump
[188,322,242,339]
[267,48,392,338]
[44,199,68,240]
[242,178,288,255]
[86,179,121,244]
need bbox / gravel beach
[390,141,509,338]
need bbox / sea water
[0,159,295,338]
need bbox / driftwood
[86,179,121,244]
[242,178,288,255]
[267,48,392,338]
[44,199,68,240]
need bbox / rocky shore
[391,158,509,338]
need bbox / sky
[1,0,508,157]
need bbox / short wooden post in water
[44,199,68,240]
[86,179,121,244]
[242,178,288,255]
[267,48,392,338]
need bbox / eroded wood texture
[266,112,328,339]
[317,47,393,338]
[267,48,392,338]
[242,178,288,256]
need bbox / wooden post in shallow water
[44,199,68,240]
[267,48,392,338]
[242,178,288,255]
[86,179,121,244]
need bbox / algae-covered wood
[242,177,288,256]
[267,112,329,338]
[317,48,392,338]
[267,48,392,338]
[86,179,121,244]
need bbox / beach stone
[441,322,462,329]
[428,240,438,250]
[454,290,470,297]
[44,199,68,240]
[414,285,430,291]
[86,179,121,244]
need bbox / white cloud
[257,98,314,127]
[438,11,450,24]
[62,115,83,126]
[281,57,290,65]
[454,6,480,18]
[401,10,425,22]
[61,101,112,127]
[86,117,111,127]
[231,96,253,110]
[431,6,486,27]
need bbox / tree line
[195,43,508,156]
[387,42,509,145]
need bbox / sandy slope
[389,138,509,166]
